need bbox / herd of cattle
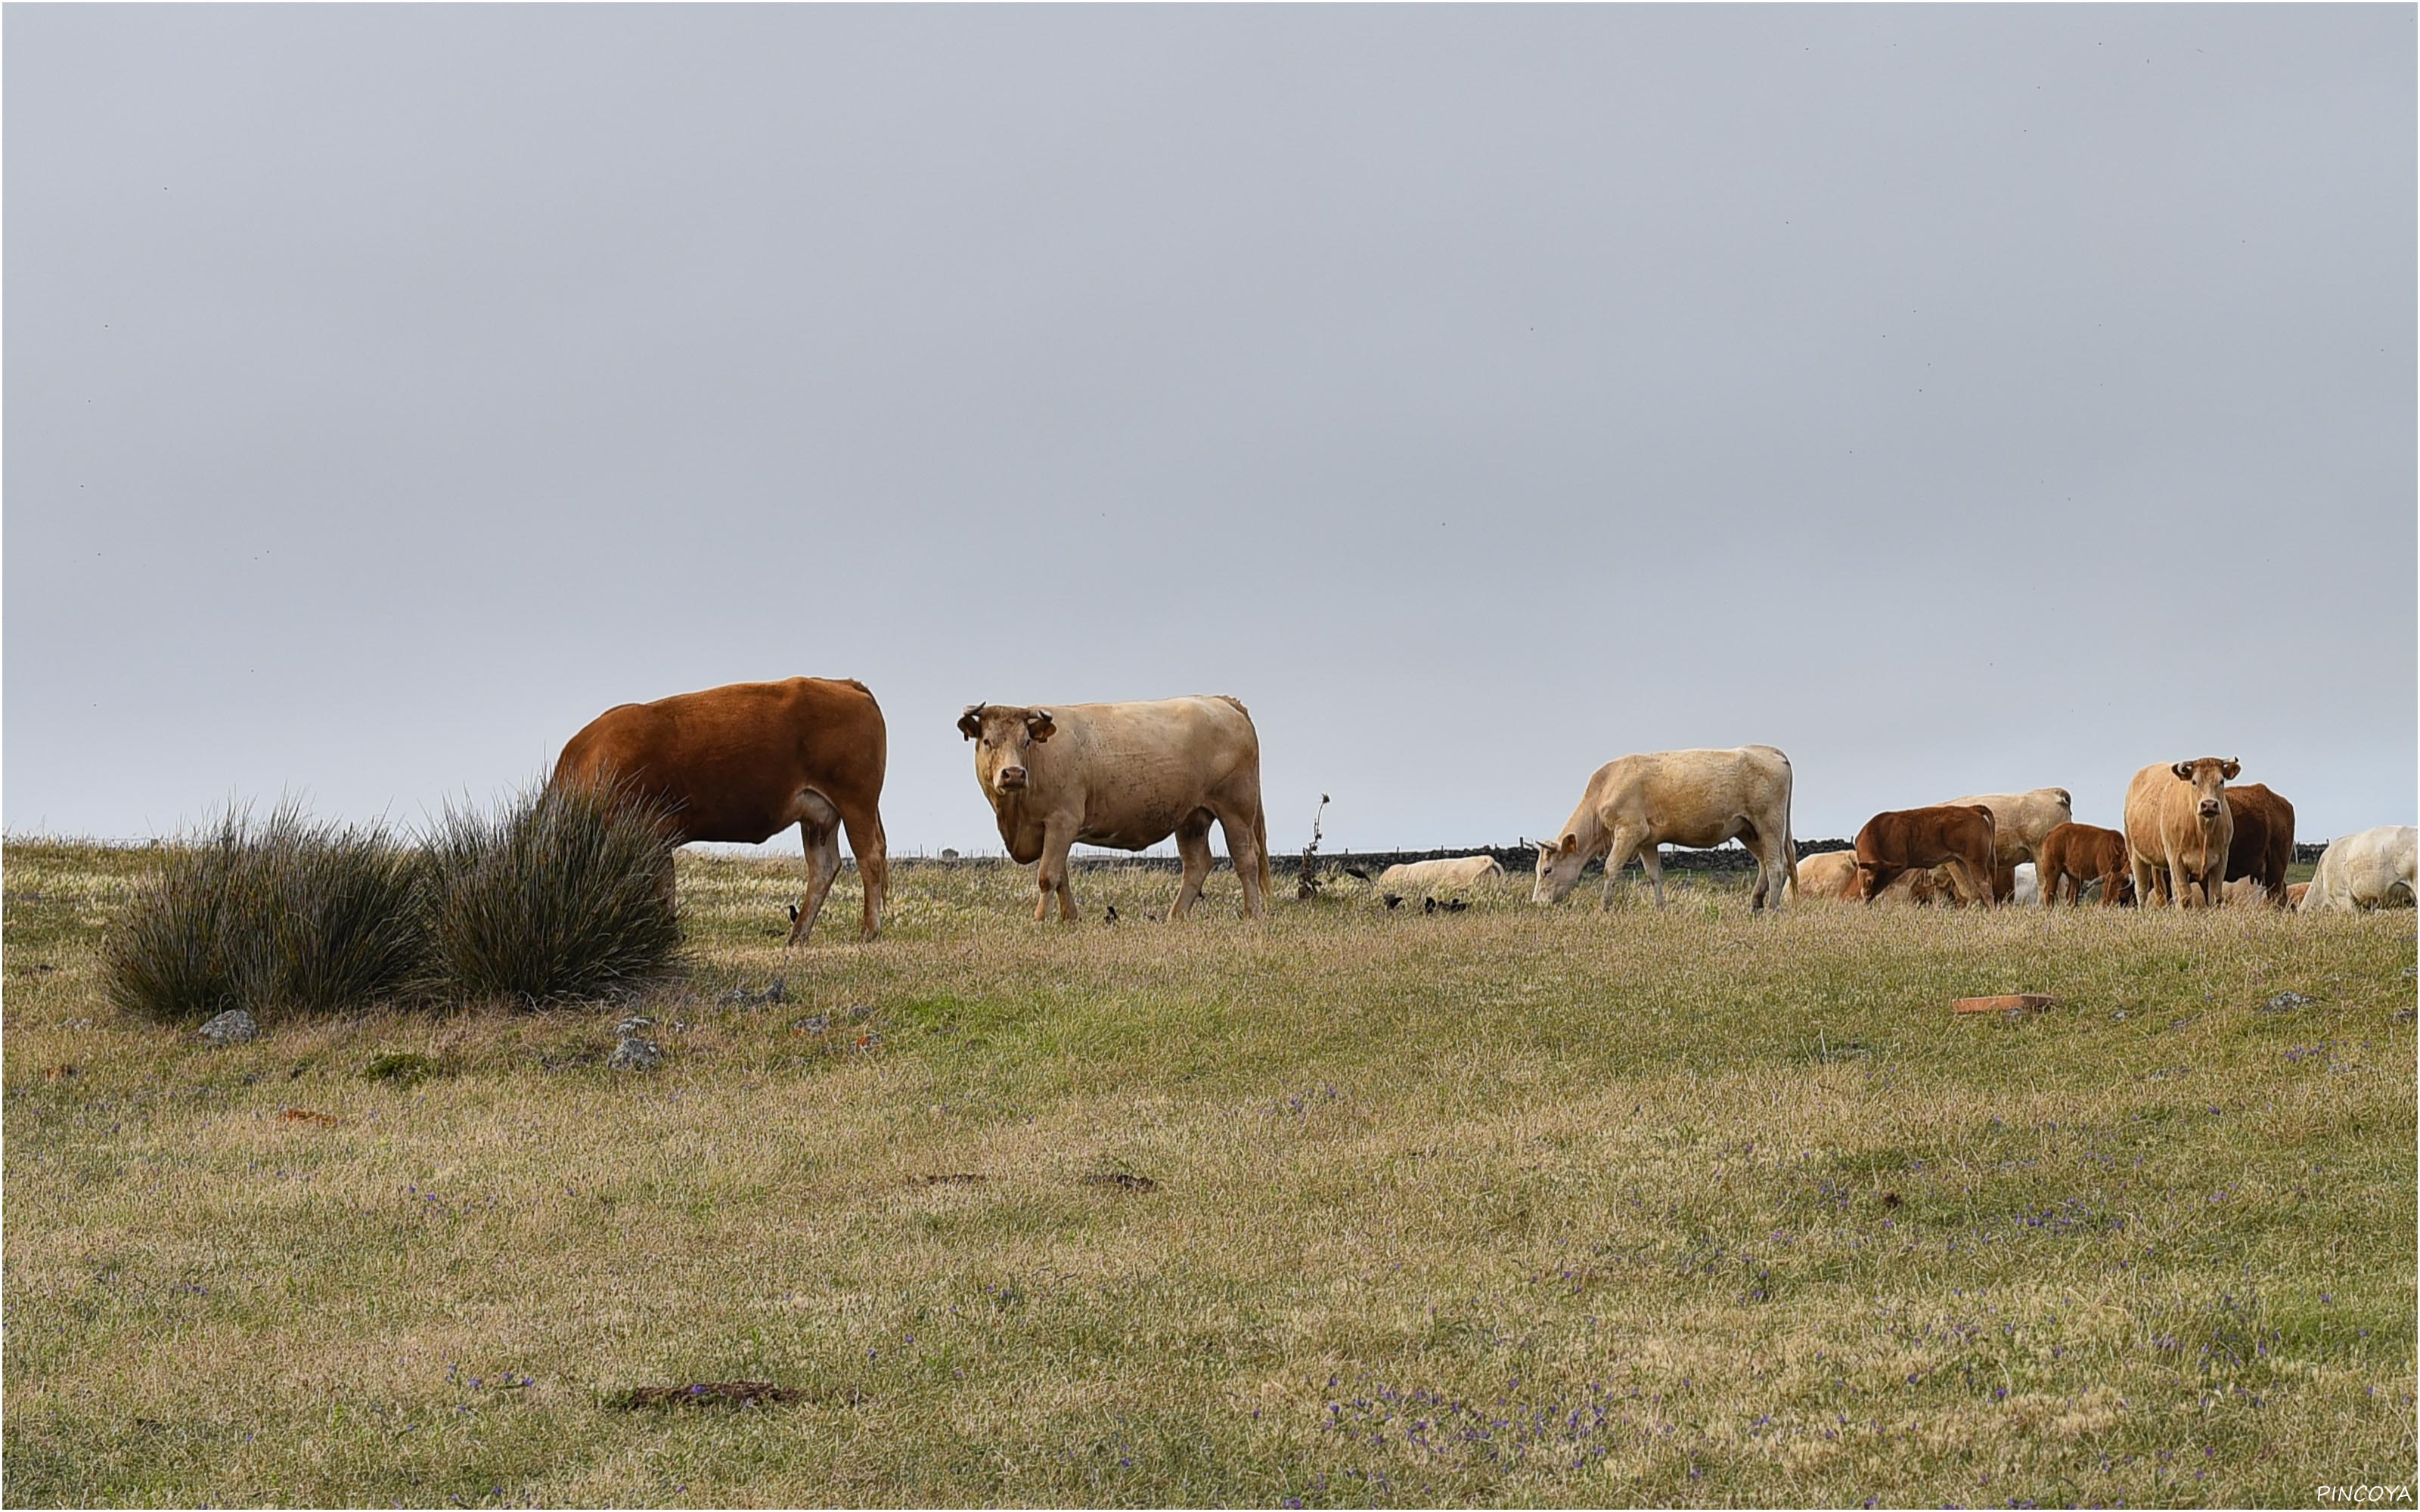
[552,676,2420,943]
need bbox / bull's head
[1531,832,1589,904]
[2169,758,2241,823]
[960,703,1056,798]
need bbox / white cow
[1533,745,1796,911]
[1376,856,1504,895]
[2299,826,2418,914]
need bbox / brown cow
[2036,822,2135,907]
[2220,783,2295,908]
[554,677,889,945]
[1854,805,1997,905]
[2286,881,2310,909]
[2123,758,2238,909]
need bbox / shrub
[103,804,425,1023]
[422,779,684,1004]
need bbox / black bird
[1383,894,1404,910]
[1103,903,1119,925]
[1423,896,1438,915]
[1442,897,1469,913]
[786,903,799,923]
[1343,866,1370,881]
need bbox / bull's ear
[2170,761,2193,781]
[957,705,985,740]
[1025,709,1056,742]
[2221,758,2241,780]
[1558,834,1579,856]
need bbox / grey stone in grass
[610,1016,664,1071]
[2260,992,2315,1014]
[198,1009,259,1046]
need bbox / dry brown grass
[4,842,2414,1505]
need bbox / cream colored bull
[2124,758,2238,909]
[1376,856,1504,895]
[1533,745,1796,911]
[2299,826,2418,913]
[960,696,1270,921]
[1939,789,2074,871]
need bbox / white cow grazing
[1786,849,1953,905]
[1533,745,1796,911]
[2299,826,2418,914]
[1376,856,1504,894]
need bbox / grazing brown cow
[960,695,1270,921]
[554,677,889,945]
[2220,783,2296,908]
[2036,822,2134,907]
[2286,881,2310,909]
[2124,758,2238,909]
[1854,806,1998,905]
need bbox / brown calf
[1855,805,1998,906]
[2036,821,2134,906]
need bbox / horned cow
[1532,746,1796,912]
[960,695,1270,922]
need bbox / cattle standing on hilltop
[1531,746,1796,911]
[1853,805,1998,906]
[2298,826,2418,913]
[2124,758,2238,909]
[2035,821,2134,907]
[1376,856,1504,896]
[960,696,1270,922]
[553,677,889,945]
[2218,783,2296,909]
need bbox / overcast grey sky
[6,5,2413,857]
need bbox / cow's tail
[1781,754,1799,890]
[1255,805,1273,898]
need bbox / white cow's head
[1531,832,1590,904]
[958,703,1056,798]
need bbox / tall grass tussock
[101,803,424,1023]
[98,782,683,1019]
[421,778,685,1004]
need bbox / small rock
[2260,992,2315,1014]
[763,977,786,1005]
[610,1016,665,1070]
[609,1036,664,1072]
[198,1009,259,1046]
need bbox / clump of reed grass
[420,778,684,1004]
[102,803,424,1022]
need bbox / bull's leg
[841,807,888,940]
[1213,802,1267,919]
[787,820,843,945]
[1746,833,1790,912]
[2132,854,2162,909]
[1637,844,1669,907]
[1035,822,1079,922]
[1599,828,1648,908]
[1170,813,1214,920]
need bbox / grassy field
[5,841,2415,1507]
